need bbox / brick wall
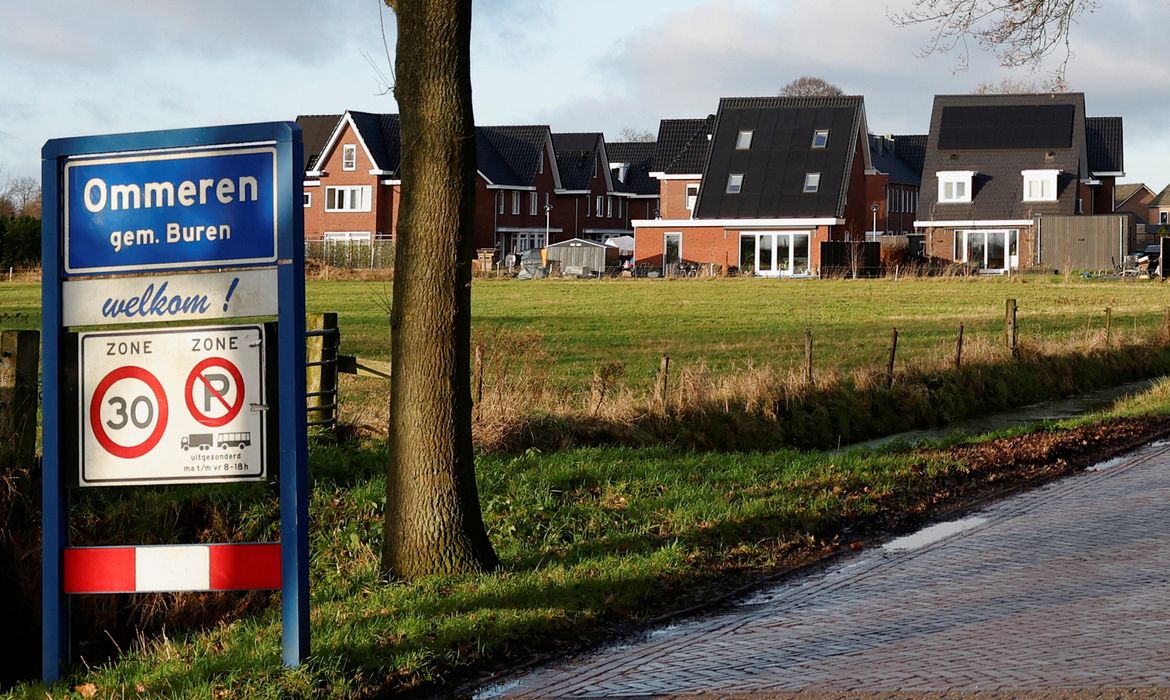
[658,178,701,220]
[303,119,387,241]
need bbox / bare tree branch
[778,76,845,97]
[890,0,1097,79]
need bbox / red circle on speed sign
[185,357,246,427]
[89,366,169,459]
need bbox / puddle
[474,679,522,700]
[843,378,1159,453]
[882,516,988,551]
[1086,455,1128,472]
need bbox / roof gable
[310,110,402,178]
[607,141,658,196]
[652,116,714,174]
[296,114,342,174]
[477,125,553,187]
[918,93,1088,222]
[694,95,866,220]
[869,134,924,186]
[553,132,614,192]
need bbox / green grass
[5,275,1170,389]
[10,377,1170,698]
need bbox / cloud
[0,0,380,71]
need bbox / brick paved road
[486,441,1170,697]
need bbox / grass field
[5,275,1170,389]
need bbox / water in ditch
[841,377,1163,453]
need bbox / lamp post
[871,203,879,238]
[545,203,551,246]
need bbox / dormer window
[685,183,699,211]
[937,171,975,203]
[736,130,754,150]
[727,173,744,194]
[803,173,821,193]
[812,130,830,148]
[342,144,357,171]
[1022,169,1059,202]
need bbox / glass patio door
[961,230,1017,273]
[741,232,812,276]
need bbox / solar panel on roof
[938,105,1075,150]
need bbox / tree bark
[382,0,499,579]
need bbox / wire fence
[304,240,395,270]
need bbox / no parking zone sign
[79,325,266,486]
[41,123,308,681]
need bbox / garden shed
[545,238,618,276]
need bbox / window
[606,196,613,218]
[1161,211,1168,225]
[325,185,371,212]
[1022,169,1058,202]
[685,183,699,211]
[498,191,504,215]
[803,172,821,193]
[538,153,544,174]
[937,171,975,203]
[342,144,357,171]
[726,173,744,194]
[512,191,521,215]
[585,195,590,217]
[736,130,753,150]
[812,130,830,148]
[303,192,312,208]
[1076,198,1084,214]
[596,196,604,217]
[663,232,682,267]
[530,192,538,215]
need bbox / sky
[2,0,1167,189]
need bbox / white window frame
[596,196,604,217]
[726,173,744,194]
[606,196,613,218]
[812,129,830,148]
[937,171,975,204]
[685,183,700,211]
[512,191,521,215]
[663,231,682,266]
[803,172,821,193]
[342,144,357,171]
[325,185,371,212]
[323,231,371,243]
[736,130,754,150]
[303,192,312,208]
[1022,169,1059,203]
[498,191,505,215]
[1162,211,1169,225]
[530,191,538,216]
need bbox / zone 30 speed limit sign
[78,324,267,486]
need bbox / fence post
[654,355,671,411]
[886,328,899,389]
[306,313,339,429]
[805,329,814,386]
[955,322,964,369]
[0,330,39,471]
[1005,298,1018,358]
[473,344,484,422]
[1163,309,1170,345]
[1104,307,1112,347]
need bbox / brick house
[634,96,876,276]
[607,141,660,225]
[475,124,562,255]
[649,116,715,220]
[867,134,925,235]
[914,93,1124,273]
[1112,183,1155,224]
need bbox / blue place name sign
[64,147,279,275]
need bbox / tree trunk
[381,0,499,579]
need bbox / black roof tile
[295,114,341,174]
[869,134,923,186]
[917,93,1088,221]
[553,132,605,191]
[477,125,549,186]
[1086,116,1124,174]
[694,95,865,219]
[652,116,714,174]
[606,141,658,196]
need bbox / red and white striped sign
[63,543,280,594]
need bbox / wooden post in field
[1005,298,1018,358]
[886,328,899,389]
[306,313,339,427]
[1104,307,1112,347]
[955,323,964,369]
[0,330,39,471]
[654,355,671,411]
[1163,309,1170,344]
[804,329,814,386]
[473,344,484,422]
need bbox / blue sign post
[41,122,308,681]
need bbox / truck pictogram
[181,433,214,451]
